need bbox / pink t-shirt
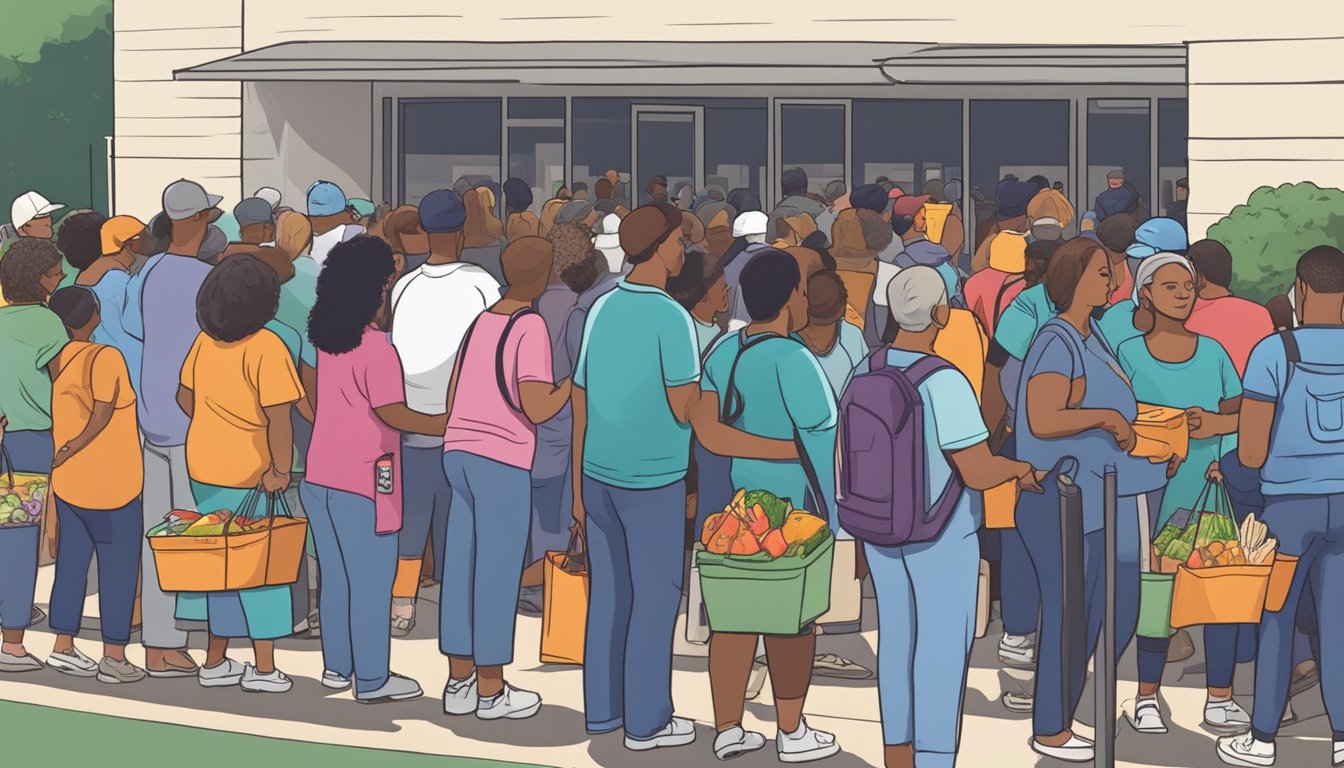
[1109,261,1134,307]
[1186,296,1275,377]
[964,268,1026,339]
[443,310,553,470]
[306,327,407,534]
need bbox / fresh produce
[740,489,790,529]
[705,512,743,554]
[0,476,48,528]
[760,529,788,558]
[1238,513,1278,565]
[182,511,232,537]
[700,488,831,560]
[781,512,827,545]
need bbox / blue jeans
[581,476,686,740]
[299,481,397,695]
[865,506,980,767]
[528,472,572,565]
[693,440,733,536]
[50,495,142,644]
[996,435,1040,637]
[1017,484,1141,738]
[1250,493,1344,743]
[399,441,451,586]
[440,452,532,667]
[1137,625,1255,688]
[0,429,52,630]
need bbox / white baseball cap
[10,191,65,230]
[254,187,282,210]
[731,210,768,238]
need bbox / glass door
[632,105,704,207]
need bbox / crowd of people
[0,163,1340,768]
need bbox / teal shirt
[1117,335,1242,529]
[575,281,701,489]
[1099,299,1144,355]
[993,283,1057,361]
[263,319,310,473]
[703,332,838,525]
[277,256,320,368]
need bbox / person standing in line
[1216,245,1344,768]
[722,211,772,332]
[440,237,572,720]
[767,169,825,244]
[462,186,507,285]
[233,197,277,246]
[78,216,147,395]
[388,189,502,636]
[302,235,439,703]
[379,206,431,277]
[43,286,146,684]
[1186,239,1275,378]
[53,210,108,291]
[8,190,64,241]
[0,238,67,672]
[503,178,540,242]
[306,181,363,265]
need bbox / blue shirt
[802,321,867,399]
[994,283,1057,362]
[134,253,213,447]
[87,269,145,396]
[1243,326,1344,496]
[703,332,837,525]
[898,238,961,302]
[1098,299,1144,354]
[575,280,701,489]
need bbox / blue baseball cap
[1126,217,1188,259]
[418,189,467,233]
[307,181,348,217]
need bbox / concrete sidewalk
[1,567,1335,767]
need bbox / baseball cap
[11,190,66,230]
[849,184,887,214]
[100,215,147,256]
[594,213,622,249]
[1107,169,1126,180]
[254,187,282,209]
[1126,217,1188,259]
[891,194,931,219]
[307,181,348,217]
[162,179,223,222]
[418,189,467,234]
[731,211,769,238]
[233,197,276,229]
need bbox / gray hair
[886,266,948,332]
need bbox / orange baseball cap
[101,215,147,255]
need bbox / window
[779,102,846,199]
[1158,99,1189,220]
[507,98,566,214]
[572,98,633,209]
[969,100,1070,241]
[704,100,767,203]
[1087,98,1151,221]
[399,98,501,206]
[852,99,962,195]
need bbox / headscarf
[726,188,762,215]
[1132,252,1196,306]
[463,187,503,248]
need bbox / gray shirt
[533,284,579,479]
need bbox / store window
[969,100,1070,239]
[1158,99,1189,220]
[704,99,767,203]
[852,99,962,194]
[507,98,566,214]
[1087,98,1151,220]
[572,98,633,209]
[779,103,846,199]
[399,98,501,206]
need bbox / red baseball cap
[891,194,931,218]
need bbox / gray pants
[141,441,194,649]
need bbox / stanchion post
[1097,464,1118,768]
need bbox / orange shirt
[51,341,143,509]
[933,308,989,404]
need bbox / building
[113,2,1344,243]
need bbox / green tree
[1205,182,1344,304]
[0,1,112,220]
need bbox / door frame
[630,104,705,203]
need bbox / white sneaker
[240,663,292,693]
[321,670,351,690]
[357,673,423,703]
[1128,697,1168,734]
[1205,697,1252,731]
[47,646,98,678]
[1216,733,1275,767]
[442,671,479,716]
[477,682,541,720]
[714,726,766,760]
[777,717,841,763]
[625,716,697,751]
[1332,740,1343,767]
[998,633,1036,669]
[1030,734,1095,763]
[1002,690,1034,713]
[198,658,245,688]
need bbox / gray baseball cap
[233,197,275,229]
[162,179,223,222]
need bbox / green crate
[1138,572,1177,639]
[695,535,834,635]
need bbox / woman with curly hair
[174,253,304,693]
[55,210,108,281]
[300,236,442,702]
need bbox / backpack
[836,348,962,546]
[1263,329,1344,486]
[450,308,538,413]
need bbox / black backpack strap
[992,274,1025,326]
[793,425,829,521]
[719,332,786,424]
[1279,329,1301,391]
[495,308,538,413]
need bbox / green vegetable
[796,526,831,556]
[741,490,790,529]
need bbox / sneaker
[443,671,479,716]
[30,605,46,626]
[240,663,292,693]
[357,673,423,704]
[477,682,541,720]
[1030,734,1094,763]
[47,646,98,678]
[1216,733,1275,767]
[1002,690,1034,713]
[1204,697,1252,731]
[714,726,766,760]
[625,716,697,751]
[998,633,1036,669]
[1128,697,1168,734]
[777,718,840,763]
[1332,740,1343,767]
[0,650,44,673]
[517,586,544,616]
[321,670,351,690]
[198,658,245,688]
[1289,660,1319,699]
[96,656,146,684]
[811,653,872,680]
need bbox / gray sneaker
[517,586,544,616]
[356,673,423,704]
[0,650,43,673]
[97,657,146,684]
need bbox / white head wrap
[1132,252,1196,306]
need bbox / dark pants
[0,429,52,631]
[991,433,1040,637]
[528,472,572,565]
[1137,625,1256,688]
[49,496,143,645]
[398,441,451,592]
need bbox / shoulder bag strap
[1279,329,1301,392]
[992,274,1025,325]
[719,333,786,424]
[899,354,967,506]
[495,308,538,413]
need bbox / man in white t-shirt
[388,188,502,634]
[306,180,364,265]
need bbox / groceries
[146,489,307,592]
[0,475,48,528]
[1238,513,1278,565]
[701,488,832,559]
[1168,481,1279,627]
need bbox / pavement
[1,566,1337,767]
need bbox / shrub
[1205,182,1344,304]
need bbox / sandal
[812,653,872,680]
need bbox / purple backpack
[837,349,965,546]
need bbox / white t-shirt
[309,224,364,266]
[390,261,502,447]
